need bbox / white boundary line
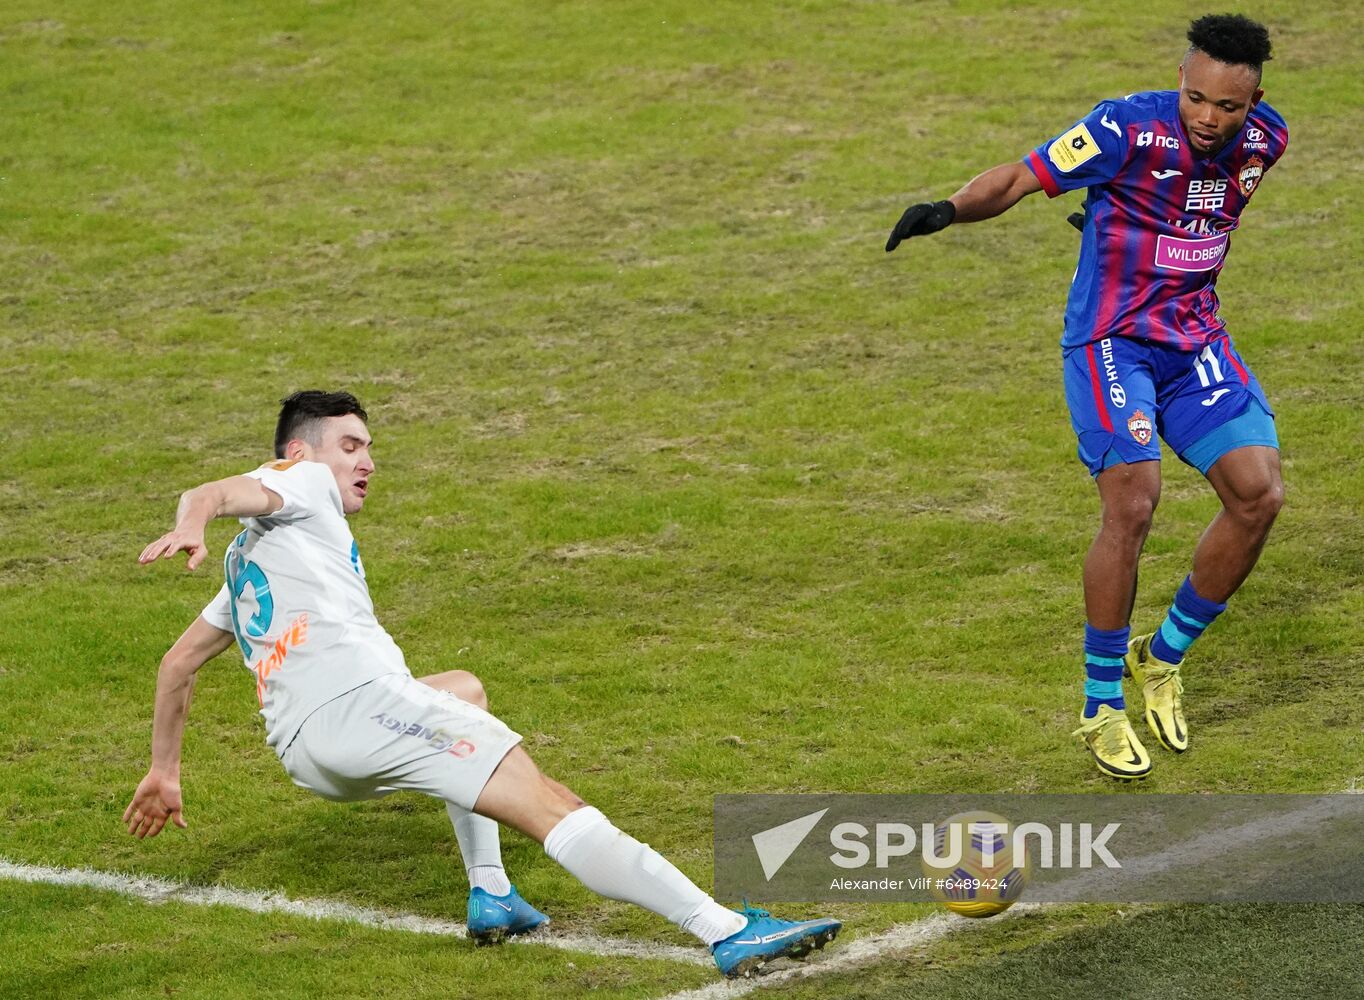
[0,857,985,998]
[0,859,709,967]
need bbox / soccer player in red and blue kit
[884,14,1286,779]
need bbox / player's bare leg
[1190,445,1283,602]
[1125,447,1282,755]
[1074,460,1160,778]
[473,745,582,841]
[1084,460,1162,628]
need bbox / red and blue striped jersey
[1024,90,1288,350]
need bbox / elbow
[158,651,197,684]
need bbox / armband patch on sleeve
[1048,123,1101,173]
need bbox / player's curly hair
[1187,13,1272,72]
[274,390,368,458]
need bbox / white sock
[467,865,512,896]
[680,899,749,946]
[543,806,744,945]
[447,803,510,894]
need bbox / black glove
[885,200,956,252]
[1066,210,1087,232]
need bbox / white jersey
[201,460,408,753]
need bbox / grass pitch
[2,1,1362,997]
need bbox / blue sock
[1083,623,1129,718]
[1149,576,1226,664]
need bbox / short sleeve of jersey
[202,583,234,632]
[1251,101,1290,169]
[1024,101,1130,199]
[242,460,339,523]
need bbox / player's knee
[1105,493,1157,543]
[1228,478,1284,534]
[1262,478,1285,522]
[454,670,489,710]
[418,669,489,709]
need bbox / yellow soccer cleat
[1125,633,1188,753]
[1072,705,1152,780]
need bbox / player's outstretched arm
[124,617,235,839]
[885,161,1042,251]
[138,475,284,571]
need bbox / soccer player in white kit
[124,390,839,978]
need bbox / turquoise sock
[1083,623,1129,718]
[1149,576,1226,664]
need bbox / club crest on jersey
[1049,123,1100,173]
[1239,155,1264,197]
[1127,410,1153,446]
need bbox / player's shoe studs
[1072,704,1152,781]
[1125,633,1188,753]
[467,886,550,945]
[711,904,841,978]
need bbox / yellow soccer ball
[921,810,1027,918]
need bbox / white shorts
[280,674,522,811]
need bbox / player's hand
[123,770,187,839]
[1067,210,1087,232]
[885,199,956,252]
[139,529,209,571]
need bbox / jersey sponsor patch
[370,711,477,758]
[1048,123,1101,173]
[1155,232,1229,272]
[1136,130,1180,149]
[266,460,299,471]
[1184,179,1228,213]
[251,612,310,706]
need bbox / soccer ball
[920,810,1027,918]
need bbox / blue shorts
[1062,334,1278,478]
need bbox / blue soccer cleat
[711,904,841,978]
[467,885,550,945]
